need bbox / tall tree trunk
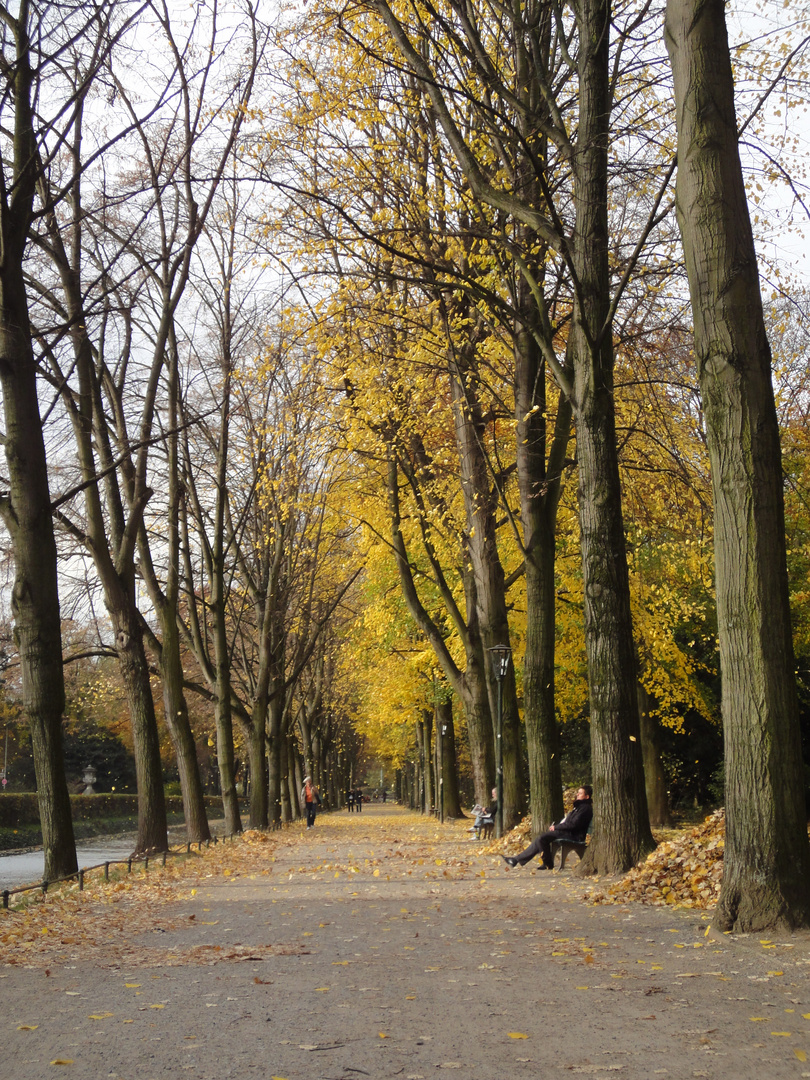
[515,320,569,834]
[214,682,241,836]
[637,683,671,829]
[112,608,168,853]
[666,0,810,932]
[157,629,211,843]
[436,697,463,818]
[449,354,526,828]
[0,299,77,881]
[572,0,654,874]
[421,708,434,813]
[141,334,210,844]
[387,447,494,804]
[0,5,78,882]
[247,718,268,828]
[268,686,285,825]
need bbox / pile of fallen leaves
[595,809,725,909]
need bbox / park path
[2,803,810,1080]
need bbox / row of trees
[253,0,810,932]
[0,0,366,879]
[1,0,809,934]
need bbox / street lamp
[1,724,8,790]
[488,644,512,839]
[439,721,447,824]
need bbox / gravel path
[3,804,810,1080]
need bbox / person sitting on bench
[502,785,592,869]
[469,787,498,837]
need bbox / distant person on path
[302,776,320,829]
[346,787,354,813]
[382,788,387,803]
[502,786,593,869]
[354,787,363,812]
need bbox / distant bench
[473,818,494,841]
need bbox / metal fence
[0,806,341,910]
[2,831,245,910]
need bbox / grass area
[0,812,189,853]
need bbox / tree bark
[515,320,569,834]
[637,683,672,829]
[666,0,810,931]
[111,610,168,852]
[421,708,434,813]
[572,0,654,874]
[0,0,76,883]
[436,696,463,818]
[449,349,526,828]
[387,447,495,803]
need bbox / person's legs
[306,803,316,828]
[515,831,555,867]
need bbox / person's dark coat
[552,798,592,841]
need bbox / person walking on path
[502,786,592,869]
[355,787,363,812]
[302,776,320,829]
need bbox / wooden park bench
[473,817,494,841]
[551,820,593,869]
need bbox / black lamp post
[488,644,512,838]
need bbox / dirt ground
[2,803,810,1080]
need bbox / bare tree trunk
[516,321,569,834]
[157,625,211,843]
[421,708,434,813]
[572,0,654,875]
[449,351,526,828]
[112,610,168,852]
[268,687,285,825]
[0,301,77,882]
[247,719,269,827]
[387,448,494,804]
[0,2,78,882]
[637,684,671,829]
[666,0,810,932]
[436,697,463,818]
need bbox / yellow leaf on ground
[149,1004,165,1009]
[795,1049,807,1062]
[124,983,140,988]
[767,971,784,977]
[50,1060,74,1066]
[771,1032,792,1037]
[508,1032,528,1039]
[379,1031,389,1038]
[88,1013,114,1020]
[314,987,330,992]
[17,1025,38,1031]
